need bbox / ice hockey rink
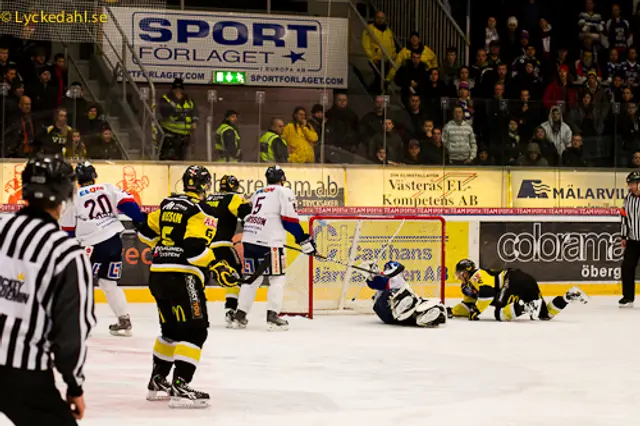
[1,296,639,426]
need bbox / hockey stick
[283,244,377,275]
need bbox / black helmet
[627,171,640,184]
[182,165,212,194]
[265,165,286,184]
[75,161,97,185]
[455,259,476,276]
[220,175,239,192]
[22,154,76,206]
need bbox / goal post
[282,215,446,318]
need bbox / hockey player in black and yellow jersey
[205,174,252,327]
[450,259,589,321]
[137,165,240,409]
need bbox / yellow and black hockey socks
[225,286,240,310]
[544,296,568,319]
[152,336,176,377]
[173,342,202,383]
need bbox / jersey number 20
[84,194,113,220]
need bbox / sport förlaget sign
[106,7,349,88]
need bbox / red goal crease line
[0,205,622,216]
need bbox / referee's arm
[49,251,96,397]
[621,202,629,247]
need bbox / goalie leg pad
[390,288,419,321]
[415,300,447,327]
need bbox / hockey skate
[619,297,634,308]
[146,374,171,401]
[523,299,542,320]
[233,310,248,329]
[225,309,235,329]
[109,315,132,337]
[565,287,589,304]
[168,377,210,409]
[267,310,288,331]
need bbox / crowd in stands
[0,36,121,160]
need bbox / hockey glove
[468,305,481,321]
[461,283,479,299]
[210,260,241,288]
[297,234,317,255]
[133,212,148,232]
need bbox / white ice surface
[2,296,640,426]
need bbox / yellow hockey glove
[210,260,241,288]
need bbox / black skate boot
[267,310,288,331]
[168,377,210,408]
[109,314,132,337]
[146,374,171,401]
[225,309,235,329]
[233,310,248,329]
[619,297,634,308]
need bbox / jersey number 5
[252,196,265,214]
[84,194,113,220]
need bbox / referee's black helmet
[22,154,76,207]
[75,161,98,185]
[627,171,640,184]
[265,165,286,184]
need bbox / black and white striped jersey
[621,192,640,241]
[0,206,96,396]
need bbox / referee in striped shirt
[620,171,640,308]
[0,154,96,425]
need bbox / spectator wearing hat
[543,65,578,110]
[362,11,397,94]
[27,68,57,113]
[283,106,318,163]
[159,78,198,160]
[215,109,241,163]
[394,50,430,109]
[517,142,548,166]
[501,17,521,62]
[388,31,438,82]
[404,139,424,165]
[583,71,608,104]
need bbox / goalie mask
[382,261,405,278]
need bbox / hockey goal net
[282,215,446,318]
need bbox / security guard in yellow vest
[159,78,198,160]
[215,110,241,162]
[259,117,289,163]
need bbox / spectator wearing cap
[575,51,602,84]
[27,68,57,112]
[442,106,476,164]
[543,65,578,110]
[160,78,198,161]
[283,106,318,163]
[50,53,67,106]
[517,142,549,166]
[622,46,639,88]
[394,50,429,109]
[441,47,460,86]
[215,109,241,163]
[485,17,500,50]
[61,81,89,128]
[404,139,424,165]
[583,71,608,104]
[605,4,633,58]
[536,18,554,61]
[501,17,521,62]
[603,48,623,85]
[259,117,288,163]
[578,0,605,45]
[388,31,438,82]
[362,11,397,94]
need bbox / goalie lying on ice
[364,261,447,327]
[450,259,589,321]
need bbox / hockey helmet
[182,165,212,194]
[627,171,640,184]
[382,261,405,278]
[220,175,240,192]
[22,154,76,206]
[265,165,286,184]
[75,161,97,185]
[455,259,476,278]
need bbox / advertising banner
[346,168,506,208]
[511,169,628,208]
[479,222,624,282]
[168,164,345,208]
[106,8,349,88]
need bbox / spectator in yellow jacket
[362,11,397,94]
[283,107,319,163]
[387,31,438,81]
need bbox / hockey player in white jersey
[60,161,146,336]
[364,261,447,327]
[234,165,316,330]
